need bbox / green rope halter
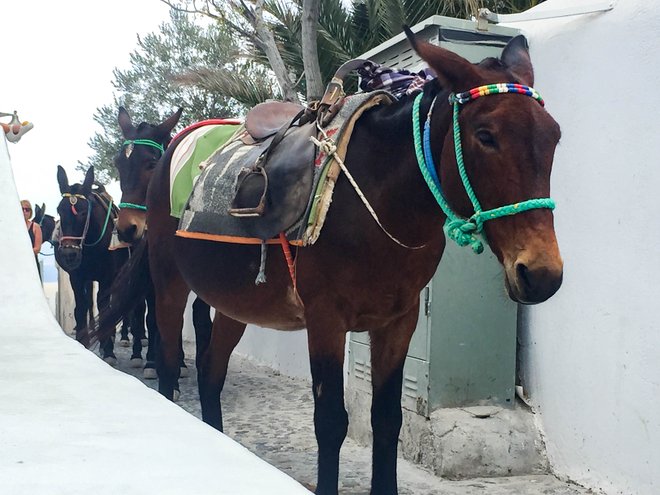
[85,198,114,247]
[122,139,165,154]
[413,83,555,254]
[118,202,147,211]
[119,139,164,212]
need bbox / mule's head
[55,165,95,271]
[114,106,182,244]
[34,203,56,245]
[408,31,563,304]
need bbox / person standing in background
[21,200,42,279]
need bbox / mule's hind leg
[197,312,246,431]
[143,285,158,379]
[368,307,418,495]
[152,268,189,400]
[307,322,348,495]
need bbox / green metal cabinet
[347,16,520,418]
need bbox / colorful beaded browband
[451,83,544,106]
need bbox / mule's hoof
[129,357,143,368]
[119,338,130,348]
[141,338,149,347]
[173,389,180,402]
[179,366,190,378]
[143,366,157,380]
[103,356,117,366]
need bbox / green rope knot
[444,218,484,254]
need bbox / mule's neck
[349,83,454,243]
[85,195,113,250]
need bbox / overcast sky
[2,0,172,214]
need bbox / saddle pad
[176,91,394,245]
[170,123,242,218]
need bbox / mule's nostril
[516,262,532,290]
[118,224,137,243]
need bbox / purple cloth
[357,61,435,99]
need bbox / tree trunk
[253,0,299,103]
[301,0,324,102]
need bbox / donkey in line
[55,166,144,364]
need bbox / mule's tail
[88,237,150,347]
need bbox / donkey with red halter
[99,31,562,494]
[55,166,139,362]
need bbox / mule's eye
[476,130,497,148]
[146,160,157,170]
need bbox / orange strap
[279,232,296,289]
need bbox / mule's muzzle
[116,215,146,245]
[117,223,139,244]
[505,260,563,305]
[57,245,83,271]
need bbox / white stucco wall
[511,2,660,494]
[181,296,312,380]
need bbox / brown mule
[105,32,563,495]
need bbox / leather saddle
[228,101,316,223]
[227,60,371,234]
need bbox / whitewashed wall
[512,2,660,494]
[181,295,312,380]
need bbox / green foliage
[81,10,248,182]
[192,0,543,101]
[83,0,544,183]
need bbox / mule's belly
[174,236,306,330]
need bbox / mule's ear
[34,204,42,221]
[57,165,69,194]
[156,107,183,138]
[501,35,534,86]
[404,25,479,91]
[118,106,135,138]
[81,166,95,194]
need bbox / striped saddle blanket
[173,91,395,245]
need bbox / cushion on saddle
[175,91,395,245]
[245,101,304,140]
[170,123,242,218]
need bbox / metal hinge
[477,1,616,29]
[423,286,431,316]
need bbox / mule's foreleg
[198,312,246,431]
[70,275,90,346]
[129,300,147,364]
[368,307,418,495]
[308,325,348,495]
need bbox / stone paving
[110,339,595,495]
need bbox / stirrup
[228,166,269,217]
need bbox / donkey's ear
[34,204,42,221]
[57,165,69,194]
[118,106,135,138]
[81,166,95,193]
[501,35,534,87]
[156,107,183,138]
[404,25,479,91]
